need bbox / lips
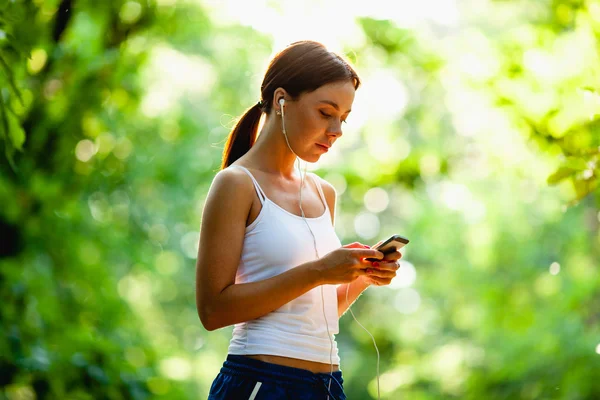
[316,143,330,152]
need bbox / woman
[196,40,402,400]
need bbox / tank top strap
[229,165,267,204]
[309,172,329,210]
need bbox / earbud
[276,98,285,117]
[279,98,288,137]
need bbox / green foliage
[0,1,598,399]
[0,0,185,398]
[480,0,600,205]
[0,0,34,168]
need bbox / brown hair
[220,40,361,170]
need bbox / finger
[371,260,400,271]
[382,250,402,261]
[366,268,397,279]
[343,242,369,249]
[351,248,384,260]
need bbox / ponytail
[220,103,263,170]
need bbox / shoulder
[211,166,256,189]
[206,167,256,208]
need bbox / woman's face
[282,80,356,162]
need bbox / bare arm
[195,169,325,331]
[210,263,323,330]
[337,277,370,318]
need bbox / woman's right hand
[316,242,384,285]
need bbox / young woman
[196,40,402,400]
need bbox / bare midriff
[244,354,340,374]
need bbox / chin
[300,154,321,163]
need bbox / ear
[272,87,289,111]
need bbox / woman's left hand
[361,248,402,286]
[346,242,402,287]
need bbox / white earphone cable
[280,99,380,400]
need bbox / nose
[328,120,343,138]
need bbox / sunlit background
[1,0,600,399]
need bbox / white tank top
[226,165,342,365]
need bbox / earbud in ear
[279,98,285,107]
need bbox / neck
[245,115,304,180]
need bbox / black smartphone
[365,234,410,262]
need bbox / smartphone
[365,234,410,262]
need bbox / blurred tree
[347,2,600,398]
[0,0,184,398]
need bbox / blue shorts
[207,354,346,400]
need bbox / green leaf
[580,86,599,92]
[572,177,597,201]
[0,88,24,152]
[5,33,30,58]
[547,167,577,185]
[0,99,16,170]
[0,54,23,106]
[0,93,8,140]
[7,111,24,150]
[563,157,588,171]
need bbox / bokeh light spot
[155,251,180,276]
[354,212,380,240]
[394,288,421,314]
[324,172,347,195]
[160,357,192,380]
[120,1,142,24]
[147,376,170,395]
[181,231,200,259]
[125,347,147,368]
[113,137,133,160]
[364,187,390,213]
[75,139,97,162]
[149,224,170,245]
[389,260,416,289]
[27,48,47,74]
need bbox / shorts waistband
[223,354,343,386]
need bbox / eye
[320,110,348,124]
